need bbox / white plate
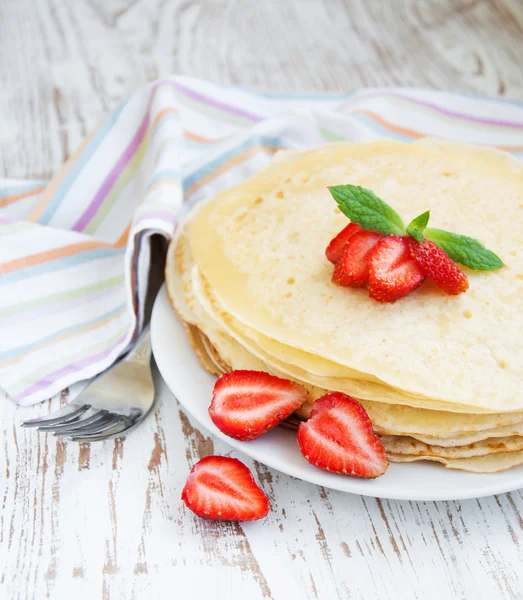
[152,285,523,501]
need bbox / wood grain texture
[1,1,523,599]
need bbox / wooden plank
[1,1,522,598]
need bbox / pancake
[183,322,523,467]
[166,222,523,440]
[166,139,523,473]
[191,266,489,412]
[295,400,523,439]
[173,224,514,415]
[183,322,224,377]
[188,139,522,412]
[381,435,523,459]
[387,451,523,473]
[180,310,523,471]
[408,422,523,447]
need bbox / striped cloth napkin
[1,76,522,406]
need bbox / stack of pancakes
[166,139,523,473]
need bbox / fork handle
[128,325,152,365]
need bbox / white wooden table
[2,1,523,598]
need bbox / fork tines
[22,405,134,441]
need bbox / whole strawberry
[410,239,469,295]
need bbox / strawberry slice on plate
[410,238,469,295]
[181,456,270,521]
[297,392,388,478]
[209,370,307,441]
[332,230,384,287]
[367,235,425,302]
[325,222,362,264]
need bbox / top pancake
[187,139,523,412]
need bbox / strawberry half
[209,370,307,441]
[325,222,362,264]
[297,392,388,478]
[410,238,469,295]
[367,235,425,302]
[181,456,270,521]
[332,230,384,287]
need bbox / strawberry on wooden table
[181,456,270,521]
[209,370,307,441]
[332,230,384,287]
[367,235,425,302]
[325,222,362,263]
[410,238,469,295]
[297,392,388,478]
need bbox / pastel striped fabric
[1,77,523,405]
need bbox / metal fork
[22,327,155,442]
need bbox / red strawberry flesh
[332,230,384,287]
[209,370,307,441]
[181,456,270,521]
[297,392,388,478]
[325,222,362,263]
[410,238,469,295]
[367,235,425,302]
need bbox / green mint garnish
[424,228,504,271]
[406,210,430,243]
[328,185,405,236]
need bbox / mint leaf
[328,185,405,236]
[406,210,430,243]
[425,228,504,271]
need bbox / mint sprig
[424,228,504,271]
[328,185,504,271]
[328,185,405,236]
[406,210,430,243]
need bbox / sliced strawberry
[297,392,388,478]
[367,235,425,302]
[181,456,270,521]
[332,230,384,287]
[209,370,307,441]
[410,238,469,295]
[325,222,362,264]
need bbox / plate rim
[151,284,523,501]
